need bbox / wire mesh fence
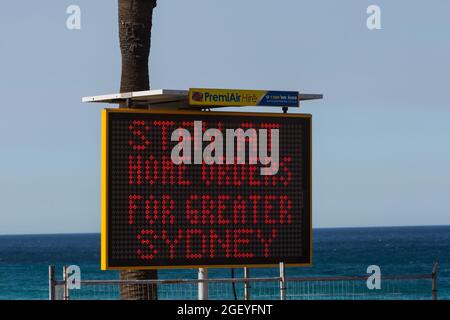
[63,278,281,300]
[50,263,439,300]
[62,278,434,301]
[286,276,433,300]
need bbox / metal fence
[49,262,439,300]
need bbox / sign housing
[101,109,311,270]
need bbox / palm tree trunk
[118,0,158,300]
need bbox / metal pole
[432,262,439,300]
[279,262,286,300]
[244,267,251,300]
[62,265,69,301]
[198,268,208,300]
[48,265,55,300]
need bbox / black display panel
[102,109,311,269]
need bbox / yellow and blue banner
[189,88,299,107]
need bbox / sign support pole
[279,262,286,300]
[198,268,208,300]
[62,265,69,301]
[244,267,251,300]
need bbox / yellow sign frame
[101,108,312,270]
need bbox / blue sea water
[0,226,449,300]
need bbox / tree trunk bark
[118,0,158,300]
[119,0,156,93]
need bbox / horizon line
[0,223,449,237]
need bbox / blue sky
[0,1,449,234]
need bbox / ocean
[0,225,449,300]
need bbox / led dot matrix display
[102,109,311,269]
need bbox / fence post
[62,265,70,301]
[48,265,55,300]
[244,267,251,300]
[198,268,208,300]
[279,262,286,300]
[432,262,439,300]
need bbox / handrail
[72,274,432,286]
[77,277,282,286]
